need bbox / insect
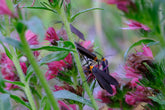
[75,42,98,62]
[87,65,119,94]
[101,57,109,74]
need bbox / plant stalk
[57,6,99,110]
[19,32,59,110]
[9,45,37,110]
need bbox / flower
[124,65,142,79]
[122,20,150,31]
[0,0,14,17]
[96,90,111,103]
[57,28,68,41]
[141,45,153,58]
[125,94,136,105]
[104,0,133,12]
[80,40,94,52]
[45,60,66,80]
[58,100,77,110]
[130,78,139,88]
[25,30,39,45]
[45,27,59,45]
[64,53,72,65]
[0,53,27,90]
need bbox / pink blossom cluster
[122,20,150,31]
[45,53,72,80]
[0,0,14,17]
[0,53,27,90]
[125,78,151,105]
[104,0,133,12]
[125,45,153,79]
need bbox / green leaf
[4,80,25,87]
[63,41,75,49]
[25,71,33,82]
[0,94,11,110]
[148,95,165,105]
[39,51,69,64]
[53,90,93,107]
[0,37,23,51]
[0,42,12,59]
[31,46,75,52]
[41,96,51,110]
[71,8,103,22]
[25,7,57,13]
[124,39,157,61]
[10,95,31,109]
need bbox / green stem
[9,46,37,110]
[57,7,99,110]
[19,32,59,110]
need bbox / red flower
[45,27,59,43]
[122,20,150,31]
[0,0,14,17]
[125,94,136,105]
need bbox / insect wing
[92,67,113,94]
[102,59,109,74]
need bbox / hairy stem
[57,6,99,110]
[19,32,59,110]
[9,46,37,110]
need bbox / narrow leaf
[53,90,93,107]
[25,7,57,13]
[0,94,11,110]
[4,80,25,87]
[0,37,23,51]
[70,24,85,40]
[39,51,69,64]
[0,42,12,59]
[10,95,31,109]
[124,39,157,60]
[31,46,75,52]
[71,8,103,22]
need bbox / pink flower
[54,85,64,92]
[105,0,132,12]
[110,85,117,96]
[124,65,142,79]
[96,90,111,103]
[58,100,77,110]
[45,60,66,80]
[0,0,14,17]
[130,78,139,88]
[0,53,27,90]
[45,27,59,43]
[64,53,72,65]
[125,94,136,105]
[122,20,150,31]
[142,45,153,58]
[80,41,94,52]
[25,30,39,45]
[20,62,27,74]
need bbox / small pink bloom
[0,0,14,17]
[105,0,131,12]
[46,60,66,80]
[96,90,111,103]
[124,65,142,79]
[122,20,150,31]
[20,62,27,74]
[80,40,94,52]
[54,85,64,91]
[125,94,136,105]
[64,53,72,65]
[58,100,71,110]
[110,85,117,96]
[130,78,139,88]
[25,30,39,45]
[142,45,153,58]
[45,27,59,42]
